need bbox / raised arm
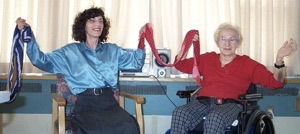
[274,38,297,82]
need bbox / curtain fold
[0,0,299,76]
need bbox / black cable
[149,75,177,108]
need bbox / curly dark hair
[72,6,110,42]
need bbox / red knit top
[174,52,285,100]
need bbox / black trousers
[72,89,140,134]
[171,99,243,134]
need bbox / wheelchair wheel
[245,109,275,134]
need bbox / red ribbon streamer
[138,23,201,85]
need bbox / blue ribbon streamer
[6,25,31,103]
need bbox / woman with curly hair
[16,6,144,134]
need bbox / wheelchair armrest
[238,93,263,101]
[176,90,196,98]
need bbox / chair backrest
[240,83,260,106]
[246,83,257,94]
[56,74,77,116]
[246,83,257,103]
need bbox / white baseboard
[273,117,300,134]
[0,114,51,134]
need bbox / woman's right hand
[15,17,28,30]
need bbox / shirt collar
[78,41,104,51]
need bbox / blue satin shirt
[26,35,145,95]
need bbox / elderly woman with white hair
[170,23,296,134]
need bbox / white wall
[1,114,299,134]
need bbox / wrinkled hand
[15,17,28,30]
[277,38,297,59]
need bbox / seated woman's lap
[171,100,243,133]
[72,93,139,134]
[204,103,243,133]
[171,100,210,133]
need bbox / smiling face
[85,16,104,40]
[217,29,239,57]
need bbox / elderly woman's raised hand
[15,17,28,30]
[277,38,297,60]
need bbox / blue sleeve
[26,32,67,73]
[118,48,145,70]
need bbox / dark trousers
[72,89,139,134]
[171,99,243,134]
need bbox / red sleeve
[250,62,285,89]
[174,55,194,74]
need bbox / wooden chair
[51,75,145,134]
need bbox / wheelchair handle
[176,90,196,98]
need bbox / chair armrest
[119,92,145,134]
[176,90,196,98]
[51,93,66,134]
[52,93,66,106]
[119,92,145,104]
[238,93,263,101]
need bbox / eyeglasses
[218,36,238,44]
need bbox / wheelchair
[176,83,275,134]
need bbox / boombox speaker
[152,49,171,77]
